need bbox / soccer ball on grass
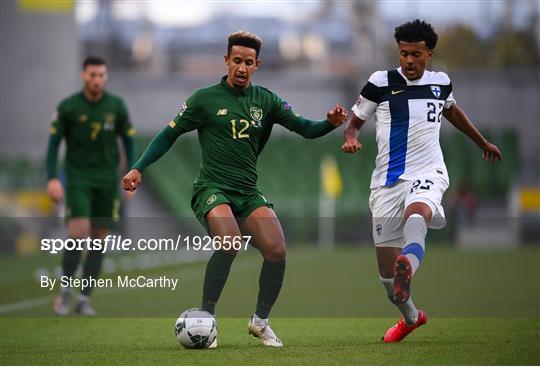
[175,308,217,349]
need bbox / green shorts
[66,183,120,228]
[191,185,273,228]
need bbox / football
[175,308,217,349]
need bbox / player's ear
[255,58,261,69]
[224,54,230,65]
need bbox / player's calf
[401,213,427,276]
[393,213,427,303]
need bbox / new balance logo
[391,90,404,95]
[217,109,227,116]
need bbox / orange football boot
[383,309,427,343]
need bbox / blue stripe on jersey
[385,70,409,186]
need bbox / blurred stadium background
[1,0,539,317]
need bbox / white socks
[253,314,269,326]
[380,276,418,326]
[402,214,427,275]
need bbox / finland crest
[431,85,441,99]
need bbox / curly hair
[227,31,262,58]
[394,19,438,50]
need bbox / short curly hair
[394,19,438,50]
[227,31,262,58]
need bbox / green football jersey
[49,91,135,187]
[168,76,304,191]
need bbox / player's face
[224,45,260,89]
[81,64,107,95]
[398,41,432,80]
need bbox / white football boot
[53,288,72,316]
[208,338,217,349]
[75,295,96,316]
[248,314,283,347]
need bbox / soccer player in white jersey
[342,20,502,342]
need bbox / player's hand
[327,104,347,127]
[122,169,142,192]
[341,138,362,154]
[47,179,64,202]
[481,142,502,163]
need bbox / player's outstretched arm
[290,104,347,139]
[341,114,365,154]
[443,105,502,162]
[122,126,179,191]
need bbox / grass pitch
[1,246,539,365]
[1,317,538,365]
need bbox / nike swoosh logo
[391,90,404,95]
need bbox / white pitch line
[0,295,53,314]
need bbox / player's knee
[262,242,286,262]
[404,203,432,223]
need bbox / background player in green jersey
[122,31,347,347]
[46,56,136,316]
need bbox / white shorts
[369,176,449,246]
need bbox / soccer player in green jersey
[123,31,347,347]
[46,56,136,316]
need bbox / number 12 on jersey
[230,119,250,139]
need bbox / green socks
[256,260,286,319]
[201,250,237,315]
[80,250,104,296]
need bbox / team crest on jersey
[178,103,187,116]
[79,114,88,123]
[250,107,263,122]
[431,85,441,99]
[105,113,116,124]
[206,194,217,205]
[104,114,116,131]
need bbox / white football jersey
[352,67,456,189]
